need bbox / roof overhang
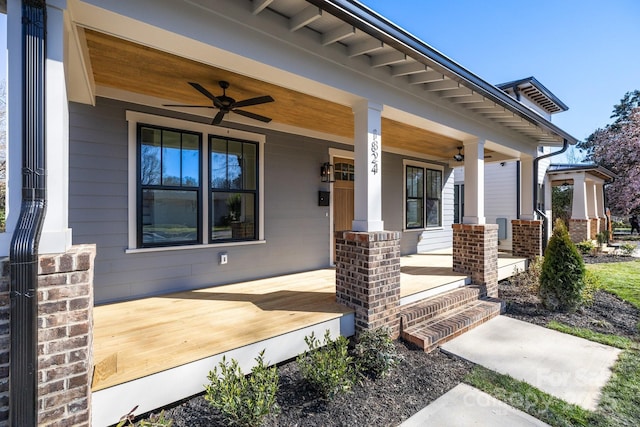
[497,76,568,114]
[307,0,578,145]
[547,163,617,182]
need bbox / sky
[358,0,640,152]
[2,2,639,149]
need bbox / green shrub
[581,270,602,306]
[596,231,610,246]
[116,407,173,427]
[509,256,544,294]
[205,350,279,427]
[576,240,596,256]
[539,219,586,312]
[297,330,356,398]
[352,328,400,379]
[619,243,637,256]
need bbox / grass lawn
[466,260,640,426]
[586,260,640,308]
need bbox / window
[406,166,423,229]
[405,164,443,229]
[210,137,258,241]
[454,184,464,224]
[334,162,354,181]
[138,125,201,247]
[130,112,265,251]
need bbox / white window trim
[126,111,266,252]
[402,159,445,232]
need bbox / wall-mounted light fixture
[320,162,335,183]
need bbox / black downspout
[9,1,47,426]
[533,139,568,251]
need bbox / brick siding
[511,220,543,261]
[452,224,499,298]
[335,231,401,338]
[0,244,96,426]
[569,219,590,243]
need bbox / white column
[1,0,24,256]
[586,180,597,219]
[571,173,589,220]
[520,156,534,220]
[543,174,553,241]
[352,100,384,232]
[595,182,605,218]
[462,138,485,224]
[39,0,73,253]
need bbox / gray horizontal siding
[382,152,454,255]
[70,98,341,303]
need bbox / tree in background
[552,185,572,227]
[578,90,640,215]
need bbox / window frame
[403,160,444,231]
[136,123,203,248]
[209,136,259,243]
[126,111,265,253]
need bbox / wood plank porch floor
[92,251,526,392]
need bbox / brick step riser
[401,301,502,353]
[399,287,483,330]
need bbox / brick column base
[569,219,590,243]
[0,244,96,426]
[511,220,543,261]
[452,224,499,298]
[590,218,599,240]
[335,231,401,338]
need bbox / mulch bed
[138,255,639,427]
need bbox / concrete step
[401,298,503,353]
[399,286,484,330]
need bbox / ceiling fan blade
[212,110,226,125]
[162,104,215,108]
[232,95,274,109]
[233,109,272,123]
[189,82,224,108]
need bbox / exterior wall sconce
[321,162,335,183]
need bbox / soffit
[84,29,463,159]
[254,0,571,144]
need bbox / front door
[333,157,355,234]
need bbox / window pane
[406,166,423,198]
[140,127,161,185]
[142,189,198,244]
[211,192,256,241]
[162,130,182,186]
[426,170,441,197]
[211,138,228,189]
[406,198,423,228]
[182,133,200,187]
[427,199,440,227]
[243,142,257,190]
[228,140,242,190]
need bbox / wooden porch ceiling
[84,29,464,159]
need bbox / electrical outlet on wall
[219,252,228,265]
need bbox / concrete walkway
[401,315,621,426]
[402,383,550,427]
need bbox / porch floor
[92,251,526,392]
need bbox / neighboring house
[454,77,570,250]
[1,1,580,425]
[546,163,616,242]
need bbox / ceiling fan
[163,81,274,125]
[453,146,464,162]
